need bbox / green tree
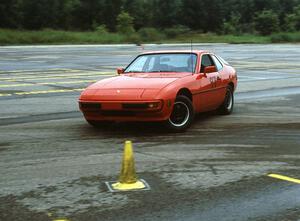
[103,0,122,31]
[181,0,223,32]
[138,27,165,41]
[1,0,300,33]
[58,0,81,30]
[70,0,107,30]
[222,13,242,35]
[94,24,108,34]
[254,10,280,35]
[116,11,135,35]
[284,13,297,31]
[285,5,300,31]
[22,0,45,29]
[123,0,154,29]
[0,0,23,28]
[154,0,181,28]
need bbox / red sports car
[79,50,237,131]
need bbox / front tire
[165,95,194,132]
[218,86,234,115]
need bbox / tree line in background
[1,0,300,36]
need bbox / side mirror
[204,66,217,75]
[117,68,125,75]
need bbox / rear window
[216,55,229,65]
[211,55,223,71]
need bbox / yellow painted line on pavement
[53,219,70,221]
[0,70,79,76]
[47,212,70,221]
[232,60,300,70]
[0,72,114,81]
[39,79,97,85]
[268,174,300,184]
[0,80,97,88]
[14,88,84,95]
[0,93,12,97]
[3,74,114,82]
[0,68,69,73]
[73,88,85,91]
[0,68,80,75]
[0,69,107,76]
[6,75,106,82]
[0,83,33,88]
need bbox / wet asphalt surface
[0,44,300,221]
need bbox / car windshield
[125,53,197,73]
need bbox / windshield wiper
[149,70,175,73]
[125,70,143,73]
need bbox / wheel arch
[176,88,193,102]
[228,82,234,91]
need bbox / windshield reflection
[125,53,197,73]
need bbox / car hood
[80,72,190,101]
[89,73,190,89]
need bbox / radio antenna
[190,39,193,74]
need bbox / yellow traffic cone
[118,140,138,184]
[110,141,147,191]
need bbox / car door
[211,54,227,105]
[195,54,224,111]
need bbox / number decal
[209,76,218,88]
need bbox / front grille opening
[80,102,101,110]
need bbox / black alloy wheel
[218,85,234,115]
[165,95,194,132]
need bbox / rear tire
[218,86,234,115]
[164,95,194,132]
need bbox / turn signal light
[147,102,161,109]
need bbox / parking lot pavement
[0,44,300,221]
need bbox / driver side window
[200,54,214,73]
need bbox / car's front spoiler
[79,100,171,122]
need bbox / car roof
[140,50,210,55]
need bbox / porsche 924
[79,50,237,131]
